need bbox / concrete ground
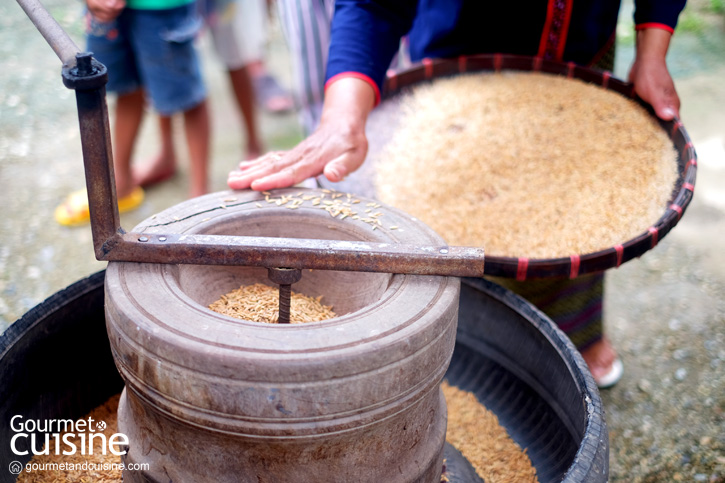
[1,0,723,481]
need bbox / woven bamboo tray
[321,54,697,280]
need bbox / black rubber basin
[0,271,606,482]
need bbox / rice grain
[375,72,678,259]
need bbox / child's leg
[206,3,265,158]
[227,66,263,159]
[114,88,145,198]
[183,100,210,198]
[134,115,177,187]
[129,3,207,198]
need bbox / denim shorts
[86,4,206,115]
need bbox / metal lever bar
[16,0,82,68]
[109,232,485,277]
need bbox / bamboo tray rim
[380,54,697,280]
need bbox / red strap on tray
[458,56,468,73]
[614,244,624,267]
[516,258,529,281]
[601,71,611,88]
[569,254,580,279]
[423,58,433,79]
[648,226,659,248]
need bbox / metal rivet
[158,236,167,242]
[138,236,149,242]
[439,248,449,254]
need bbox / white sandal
[595,358,624,389]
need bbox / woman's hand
[228,76,376,191]
[629,28,680,120]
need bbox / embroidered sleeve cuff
[635,22,675,34]
[325,72,382,107]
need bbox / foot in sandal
[54,187,144,226]
[581,337,623,389]
[252,73,294,114]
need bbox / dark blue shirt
[326,0,686,96]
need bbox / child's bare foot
[133,152,177,188]
[581,337,623,388]
[252,73,294,114]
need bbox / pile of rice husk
[17,395,122,483]
[22,385,538,483]
[375,72,678,259]
[208,283,337,323]
[442,381,538,482]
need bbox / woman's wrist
[635,27,672,62]
[320,76,377,133]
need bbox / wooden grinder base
[104,189,461,483]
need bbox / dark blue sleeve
[633,0,687,32]
[325,0,419,96]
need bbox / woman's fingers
[322,139,368,183]
[630,59,680,121]
[237,151,287,171]
[228,147,322,190]
[250,154,327,191]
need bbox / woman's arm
[227,0,417,191]
[629,27,680,120]
[629,0,687,120]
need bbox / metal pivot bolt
[75,52,94,76]
[267,268,302,324]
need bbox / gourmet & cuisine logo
[9,415,128,457]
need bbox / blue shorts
[86,4,206,116]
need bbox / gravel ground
[1,0,724,481]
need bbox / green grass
[677,10,707,34]
[710,0,725,13]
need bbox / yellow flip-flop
[54,187,145,226]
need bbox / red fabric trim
[686,158,697,170]
[537,0,574,61]
[635,22,675,34]
[325,72,381,107]
[537,0,556,58]
[516,258,529,281]
[670,203,683,220]
[683,182,695,191]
